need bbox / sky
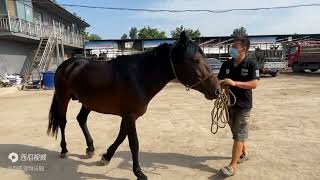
[57,0,320,39]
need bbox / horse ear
[179,31,189,46]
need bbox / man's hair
[233,37,250,51]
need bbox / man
[218,37,260,176]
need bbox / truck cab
[287,41,320,73]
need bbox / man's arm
[234,79,258,89]
[220,79,258,89]
[221,61,259,89]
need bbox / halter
[169,47,215,91]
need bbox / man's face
[231,41,246,55]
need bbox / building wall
[0,0,7,15]
[34,5,68,27]
[33,5,81,34]
[7,0,17,16]
[0,39,79,76]
[0,40,36,76]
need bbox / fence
[0,15,83,48]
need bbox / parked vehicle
[286,41,320,73]
[207,58,223,74]
[253,46,287,77]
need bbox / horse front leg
[98,119,128,165]
[127,118,147,180]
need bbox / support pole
[61,39,65,61]
[7,7,11,31]
[55,38,60,65]
[218,38,221,61]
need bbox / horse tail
[47,93,59,139]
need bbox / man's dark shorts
[228,107,251,142]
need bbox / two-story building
[0,0,90,80]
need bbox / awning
[143,40,175,48]
[85,41,114,49]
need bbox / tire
[293,63,302,73]
[271,71,280,77]
[310,69,318,72]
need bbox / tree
[138,26,167,39]
[86,34,102,40]
[121,33,128,39]
[81,30,102,40]
[231,27,248,37]
[171,25,201,39]
[129,27,138,39]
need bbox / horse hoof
[137,176,148,180]
[60,152,69,158]
[86,150,95,158]
[97,156,110,166]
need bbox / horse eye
[194,59,200,63]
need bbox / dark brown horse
[47,32,221,180]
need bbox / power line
[60,3,320,13]
[11,1,320,13]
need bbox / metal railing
[0,15,83,48]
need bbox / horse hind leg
[59,95,71,158]
[77,105,95,157]
[47,92,71,158]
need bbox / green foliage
[81,31,102,40]
[231,27,248,37]
[138,26,167,39]
[121,33,128,39]
[171,25,201,39]
[129,27,138,39]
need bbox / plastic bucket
[42,71,55,90]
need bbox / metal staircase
[22,35,58,89]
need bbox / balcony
[0,15,83,48]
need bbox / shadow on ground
[0,144,230,180]
[0,144,127,180]
[112,151,230,179]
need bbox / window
[0,0,7,15]
[16,0,33,22]
[25,5,33,22]
[16,1,25,19]
[290,47,298,55]
[34,10,42,23]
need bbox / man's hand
[220,79,258,90]
[220,78,237,88]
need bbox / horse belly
[77,92,147,117]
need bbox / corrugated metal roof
[143,39,175,48]
[85,41,114,49]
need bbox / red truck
[287,41,320,72]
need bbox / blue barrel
[42,71,55,90]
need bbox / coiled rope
[211,88,236,134]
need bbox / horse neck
[141,46,175,101]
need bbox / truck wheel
[310,69,318,72]
[271,71,280,77]
[293,63,303,73]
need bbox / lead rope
[211,88,236,134]
[168,46,235,133]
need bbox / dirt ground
[0,72,319,180]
